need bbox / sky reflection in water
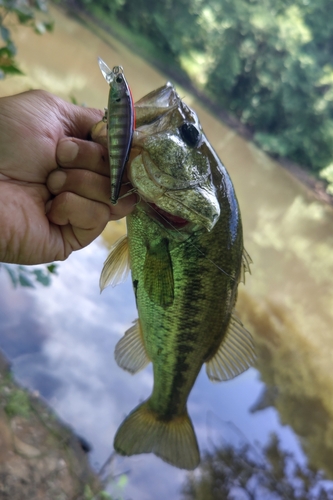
[0,238,307,499]
[1,5,333,497]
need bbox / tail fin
[114,400,200,470]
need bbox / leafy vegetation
[69,0,333,189]
[2,0,333,187]
[182,433,333,500]
[0,263,58,288]
[0,0,53,79]
[4,388,31,418]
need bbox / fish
[92,82,255,470]
[97,58,135,205]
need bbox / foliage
[182,433,333,500]
[200,0,333,173]
[83,476,128,499]
[320,163,333,195]
[72,0,333,179]
[0,263,58,288]
[116,0,206,59]
[0,0,53,79]
[4,388,31,418]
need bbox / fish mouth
[148,203,190,229]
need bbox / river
[1,4,333,499]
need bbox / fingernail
[57,140,79,163]
[48,170,67,193]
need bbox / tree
[0,0,53,79]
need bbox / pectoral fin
[115,319,150,373]
[205,312,256,381]
[99,235,130,292]
[143,240,174,307]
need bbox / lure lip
[98,57,114,84]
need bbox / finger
[109,188,137,219]
[46,192,110,253]
[48,168,110,203]
[47,191,110,226]
[57,138,109,175]
[47,169,137,219]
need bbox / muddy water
[1,4,333,498]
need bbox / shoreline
[0,349,103,499]
[61,1,333,208]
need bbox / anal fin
[206,312,256,381]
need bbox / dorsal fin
[239,247,252,284]
[99,235,130,292]
[205,312,256,382]
[115,319,150,374]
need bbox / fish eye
[179,122,201,147]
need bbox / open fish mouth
[148,203,190,229]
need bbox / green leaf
[14,6,35,24]
[32,269,51,286]
[3,265,18,288]
[18,271,35,288]
[0,46,14,58]
[2,264,57,288]
[0,26,10,42]
[0,63,24,76]
[44,20,54,32]
[47,263,58,274]
[69,95,78,105]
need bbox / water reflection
[1,3,333,499]
[0,245,309,499]
[182,432,333,500]
[239,288,333,481]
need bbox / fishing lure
[98,57,135,205]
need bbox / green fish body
[99,83,255,470]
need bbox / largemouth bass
[93,82,255,470]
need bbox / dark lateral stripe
[110,135,127,148]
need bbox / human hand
[0,90,135,265]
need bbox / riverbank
[0,349,104,500]
[59,1,333,208]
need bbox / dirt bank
[0,350,103,500]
